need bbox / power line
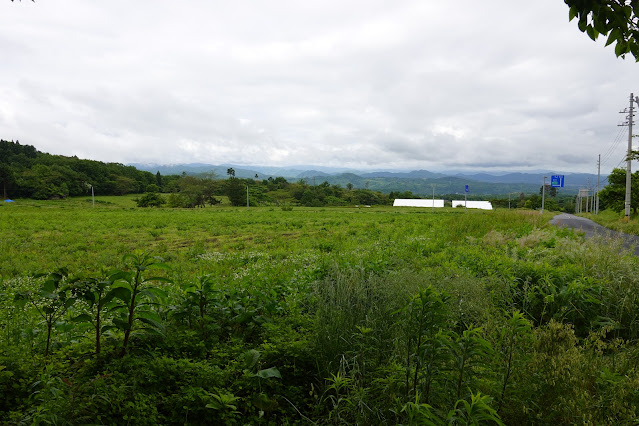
[597,155,627,188]
[601,125,627,167]
[592,99,633,196]
[602,125,625,161]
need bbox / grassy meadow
[1,198,639,424]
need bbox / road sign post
[541,176,547,214]
[464,185,469,212]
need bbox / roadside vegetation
[580,166,639,235]
[1,199,638,424]
[580,209,639,235]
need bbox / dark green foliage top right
[565,0,639,60]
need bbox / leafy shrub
[136,192,166,207]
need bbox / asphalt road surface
[550,213,639,256]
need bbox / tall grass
[583,208,639,235]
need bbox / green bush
[136,192,166,207]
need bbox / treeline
[487,189,575,212]
[0,140,160,199]
[141,175,579,212]
[0,140,401,206]
[139,172,415,208]
[143,170,578,211]
[1,139,580,211]
[310,173,545,197]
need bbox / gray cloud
[1,0,636,173]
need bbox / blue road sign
[465,185,469,193]
[550,175,565,188]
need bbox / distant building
[393,199,445,208]
[451,200,493,210]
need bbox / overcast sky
[1,1,638,173]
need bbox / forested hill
[0,140,158,199]
[300,173,547,196]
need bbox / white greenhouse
[393,199,445,208]
[451,200,493,210]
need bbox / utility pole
[464,185,468,212]
[586,177,590,213]
[541,176,547,214]
[627,93,634,219]
[620,93,637,220]
[596,154,601,215]
[84,182,94,208]
[432,185,435,213]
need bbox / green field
[1,199,638,424]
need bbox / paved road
[550,213,639,256]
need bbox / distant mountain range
[130,163,603,196]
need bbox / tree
[0,163,14,199]
[112,175,139,195]
[523,194,542,210]
[145,184,159,193]
[173,175,221,208]
[166,192,188,208]
[18,163,77,199]
[201,179,222,206]
[539,185,557,197]
[226,176,245,206]
[265,176,289,191]
[136,192,166,207]
[598,167,639,212]
[177,176,206,207]
[565,0,639,60]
